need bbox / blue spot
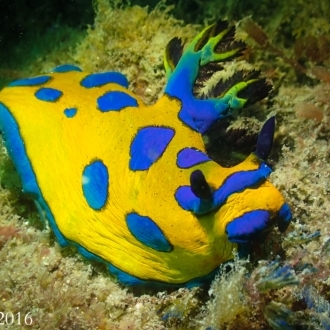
[177,148,210,168]
[126,213,172,252]
[130,126,175,170]
[82,160,109,210]
[81,72,129,88]
[212,163,272,204]
[97,91,138,112]
[52,64,82,73]
[175,186,214,214]
[63,108,77,118]
[35,87,62,102]
[175,163,272,214]
[226,210,270,243]
[8,75,51,87]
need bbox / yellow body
[0,22,291,287]
[0,71,286,284]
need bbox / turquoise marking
[8,75,51,87]
[35,87,62,102]
[126,213,172,252]
[82,160,109,210]
[81,71,129,88]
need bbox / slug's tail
[164,20,272,134]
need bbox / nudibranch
[0,21,291,288]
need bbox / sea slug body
[0,21,291,288]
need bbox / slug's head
[177,117,292,253]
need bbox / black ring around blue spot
[126,212,172,252]
[52,64,82,73]
[82,160,109,210]
[35,87,63,102]
[97,90,138,111]
[177,147,210,168]
[81,72,129,88]
[63,108,77,118]
[8,75,51,87]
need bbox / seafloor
[0,0,330,329]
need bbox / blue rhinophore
[176,147,210,168]
[175,163,272,214]
[190,169,212,200]
[8,75,51,87]
[255,116,275,160]
[126,213,172,252]
[226,210,270,243]
[130,126,175,170]
[63,107,77,118]
[35,87,63,102]
[97,90,138,111]
[52,64,82,73]
[81,71,129,88]
[82,160,109,210]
